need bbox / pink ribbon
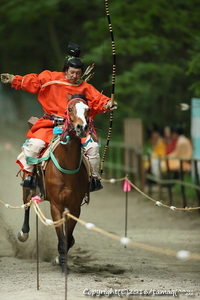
[31,196,41,204]
[123,179,131,192]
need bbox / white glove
[105,100,118,111]
[1,73,15,84]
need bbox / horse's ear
[67,93,73,102]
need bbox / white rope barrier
[101,176,200,211]
[0,177,200,261]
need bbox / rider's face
[65,67,82,84]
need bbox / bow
[100,0,116,174]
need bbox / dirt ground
[0,138,200,300]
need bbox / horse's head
[66,96,90,138]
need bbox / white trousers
[17,138,46,173]
[17,136,101,178]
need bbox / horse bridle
[61,97,92,138]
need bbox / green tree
[1,0,200,139]
[86,0,200,137]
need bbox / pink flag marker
[123,179,131,192]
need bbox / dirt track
[0,139,200,300]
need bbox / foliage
[0,0,200,140]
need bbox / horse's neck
[60,132,82,166]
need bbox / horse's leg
[50,203,66,271]
[50,203,80,272]
[17,187,32,242]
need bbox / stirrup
[20,175,36,190]
[90,177,103,192]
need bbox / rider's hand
[105,100,118,111]
[1,73,14,84]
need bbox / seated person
[145,127,166,177]
[162,126,193,172]
[163,125,177,155]
[0,42,118,191]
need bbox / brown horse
[18,96,91,271]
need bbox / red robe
[12,70,111,144]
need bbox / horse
[17,96,91,271]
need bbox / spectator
[162,126,193,172]
[150,129,166,158]
[146,126,166,177]
[163,125,177,155]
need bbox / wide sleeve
[11,74,40,93]
[11,70,53,94]
[85,83,111,113]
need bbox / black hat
[63,42,84,72]
[67,42,81,58]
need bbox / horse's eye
[68,107,73,112]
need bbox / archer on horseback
[1,42,117,192]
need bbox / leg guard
[83,136,103,192]
[83,136,101,178]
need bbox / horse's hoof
[17,230,29,242]
[61,264,70,274]
[58,256,67,273]
[53,256,60,266]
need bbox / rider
[0,42,117,192]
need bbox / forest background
[1,0,200,143]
